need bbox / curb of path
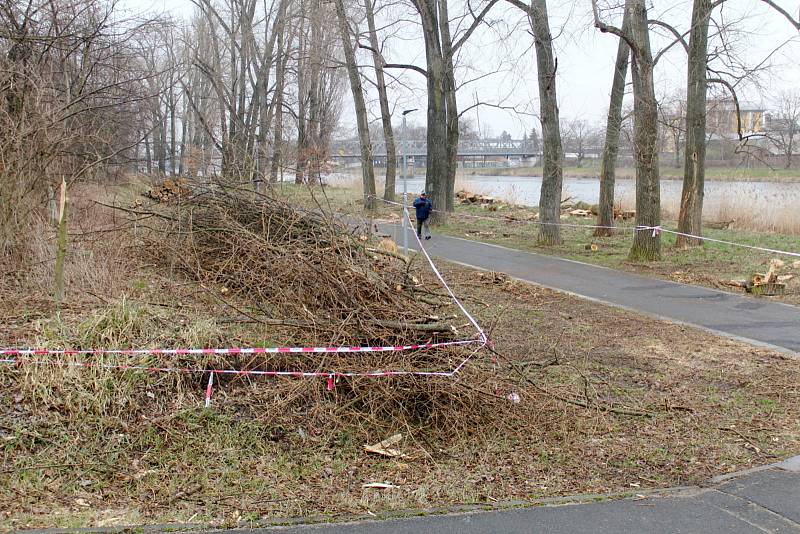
[13,456,800,534]
[709,454,800,483]
[13,486,697,534]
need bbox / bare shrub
[0,0,159,258]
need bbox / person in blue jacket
[413,191,432,240]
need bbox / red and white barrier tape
[403,208,487,345]
[0,339,478,357]
[1,218,488,397]
[647,226,800,258]
[370,196,800,258]
[0,345,484,379]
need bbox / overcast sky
[123,0,800,138]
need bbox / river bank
[468,165,800,183]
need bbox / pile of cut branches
[139,185,477,374]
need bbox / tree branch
[707,77,743,139]
[591,0,639,54]
[503,0,529,14]
[383,63,428,77]
[450,0,500,55]
[760,0,800,30]
[648,19,688,54]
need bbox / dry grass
[1,184,799,530]
[2,265,799,530]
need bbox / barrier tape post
[204,371,214,408]
[402,190,409,255]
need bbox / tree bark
[414,0,449,223]
[169,84,177,175]
[411,0,497,222]
[595,10,630,237]
[676,0,711,248]
[295,0,308,184]
[440,0,459,214]
[270,11,290,184]
[627,0,661,261]
[178,91,188,175]
[529,0,563,245]
[255,0,287,186]
[363,0,397,202]
[334,0,376,211]
[144,131,152,174]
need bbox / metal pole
[401,115,408,255]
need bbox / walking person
[413,191,433,240]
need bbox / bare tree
[404,0,498,223]
[595,8,630,238]
[658,91,686,169]
[562,119,598,168]
[0,0,160,256]
[269,8,292,183]
[362,0,397,202]
[334,0,376,211]
[767,91,800,169]
[672,0,799,246]
[675,0,711,248]
[594,0,662,260]
[506,0,564,245]
[293,0,346,184]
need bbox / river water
[392,174,800,233]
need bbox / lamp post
[401,108,417,255]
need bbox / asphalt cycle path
[202,458,800,534]
[378,222,800,355]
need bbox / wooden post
[54,178,68,305]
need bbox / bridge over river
[329,138,541,166]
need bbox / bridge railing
[331,138,540,158]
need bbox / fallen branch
[487,346,654,418]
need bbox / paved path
[379,224,800,354]
[206,459,800,533]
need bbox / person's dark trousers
[416,218,431,239]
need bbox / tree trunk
[334,0,376,211]
[270,13,289,184]
[675,0,711,248]
[144,131,152,174]
[628,0,661,261]
[530,0,563,245]
[306,0,323,184]
[440,0,459,214]
[178,92,188,175]
[169,85,177,175]
[254,0,287,186]
[595,10,630,237]
[364,0,397,202]
[424,59,448,224]
[295,0,308,184]
[415,0,449,224]
[153,111,167,175]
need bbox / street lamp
[401,108,417,254]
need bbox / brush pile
[140,185,478,375]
